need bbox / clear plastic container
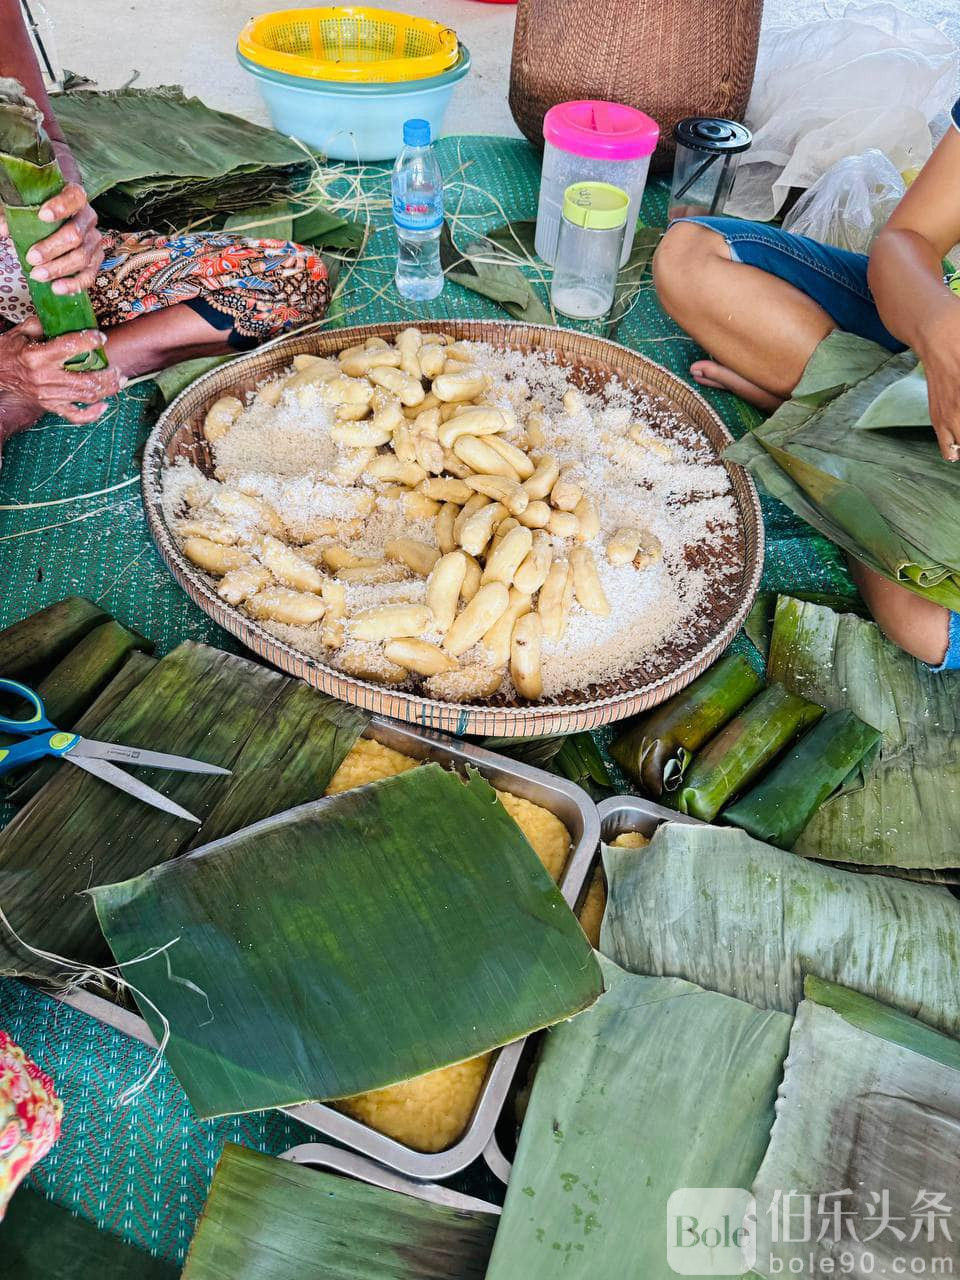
[392,119,444,302]
[550,182,629,320]
[668,118,752,222]
[536,101,659,267]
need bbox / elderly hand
[0,182,104,297]
[0,317,121,423]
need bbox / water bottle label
[393,191,443,232]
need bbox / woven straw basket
[509,0,763,170]
[143,322,762,736]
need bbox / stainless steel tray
[280,1142,501,1216]
[61,714,599,1182]
[480,794,705,1187]
[596,793,704,842]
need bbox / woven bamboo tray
[142,321,763,736]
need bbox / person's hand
[916,307,960,462]
[0,183,104,297]
[0,317,122,423]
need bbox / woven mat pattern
[0,136,853,1262]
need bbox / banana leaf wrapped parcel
[726,332,960,612]
[671,681,823,821]
[0,78,106,369]
[610,654,762,795]
[724,707,881,848]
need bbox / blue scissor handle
[0,679,78,777]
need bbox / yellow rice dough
[324,736,572,1152]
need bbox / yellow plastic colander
[238,7,460,84]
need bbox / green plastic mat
[0,135,852,1263]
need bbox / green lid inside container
[562,181,629,229]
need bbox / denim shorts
[684,216,906,352]
[686,217,960,671]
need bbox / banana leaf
[89,765,603,1118]
[52,87,311,222]
[600,822,960,1038]
[7,649,158,805]
[670,682,823,821]
[0,1189,177,1280]
[485,955,792,1280]
[723,708,882,848]
[0,641,367,978]
[726,333,960,611]
[743,589,868,660]
[440,223,551,324]
[182,1143,496,1279]
[33,618,153,727]
[767,596,960,868]
[611,654,763,795]
[0,79,106,369]
[0,596,109,681]
[752,977,960,1277]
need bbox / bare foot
[0,392,42,469]
[690,359,784,414]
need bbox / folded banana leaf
[0,641,367,978]
[0,596,109,682]
[182,1144,497,1279]
[744,588,869,660]
[51,87,358,242]
[1,1189,177,1280]
[723,708,881,848]
[33,618,153,727]
[486,956,791,1280]
[600,822,960,1038]
[7,649,158,805]
[611,654,763,795]
[0,79,106,368]
[767,596,960,868]
[90,765,602,1118]
[726,333,960,611]
[752,977,960,1277]
[671,682,823,821]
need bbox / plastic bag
[727,1,957,221]
[781,149,906,254]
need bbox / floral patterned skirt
[0,229,331,347]
[0,1030,62,1221]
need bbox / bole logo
[666,1189,757,1275]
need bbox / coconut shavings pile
[161,339,742,702]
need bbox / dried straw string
[0,898,180,1104]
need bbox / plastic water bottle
[392,119,445,302]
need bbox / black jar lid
[673,118,752,154]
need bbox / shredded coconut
[162,340,742,701]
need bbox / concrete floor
[41,0,960,140]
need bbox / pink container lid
[544,100,660,161]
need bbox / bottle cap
[544,101,660,160]
[561,182,630,230]
[673,118,752,154]
[403,119,431,147]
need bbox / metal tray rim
[59,716,600,1182]
[280,1141,501,1216]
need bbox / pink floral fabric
[0,1029,62,1221]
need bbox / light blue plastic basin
[237,46,471,163]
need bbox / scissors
[0,678,231,824]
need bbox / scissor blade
[71,737,231,776]
[68,755,201,823]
